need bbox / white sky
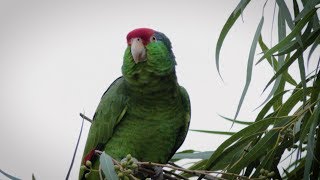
[0,0,317,179]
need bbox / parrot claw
[152,166,164,180]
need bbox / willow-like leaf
[298,56,307,106]
[307,34,320,66]
[255,90,289,121]
[263,48,302,93]
[276,26,319,56]
[233,17,264,124]
[0,169,21,180]
[258,36,297,86]
[215,0,251,79]
[303,103,319,179]
[294,0,320,22]
[203,116,290,171]
[218,114,252,125]
[276,0,303,46]
[226,129,281,175]
[191,129,235,135]
[256,8,317,64]
[266,34,318,93]
[277,88,312,116]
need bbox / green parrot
[80,28,191,179]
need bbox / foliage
[188,0,320,179]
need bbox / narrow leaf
[297,56,307,107]
[0,169,21,180]
[100,152,118,180]
[256,8,317,64]
[233,17,264,124]
[258,36,297,86]
[276,0,303,46]
[294,0,320,22]
[191,129,235,135]
[307,34,320,66]
[215,0,251,79]
[255,90,289,121]
[203,116,290,171]
[219,114,253,125]
[303,105,319,179]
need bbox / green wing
[169,86,191,160]
[81,77,128,163]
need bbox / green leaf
[203,116,290,171]
[233,17,264,124]
[258,36,297,86]
[276,0,303,46]
[303,102,320,179]
[277,87,312,116]
[255,90,289,121]
[275,25,318,56]
[263,47,305,93]
[100,152,118,180]
[294,0,320,22]
[191,129,235,135]
[215,0,251,79]
[256,8,317,64]
[0,169,21,180]
[219,114,253,125]
[307,34,320,66]
[297,56,307,107]
[226,129,281,175]
[32,174,36,180]
[172,151,214,160]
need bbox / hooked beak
[130,38,146,63]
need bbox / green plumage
[80,30,190,179]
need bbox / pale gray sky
[0,0,315,179]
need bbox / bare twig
[66,115,85,180]
[138,162,253,180]
[163,169,188,180]
[168,161,184,169]
[80,113,93,123]
[138,167,177,180]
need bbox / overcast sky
[0,0,317,179]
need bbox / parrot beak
[130,38,146,63]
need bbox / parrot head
[122,28,176,81]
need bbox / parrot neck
[123,71,178,99]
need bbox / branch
[80,113,93,123]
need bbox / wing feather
[81,77,128,162]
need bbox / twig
[168,161,184,169]
[138,162,253,180]
[138,167,177,180]
[138,162,218,179]
[163,169,188,180]
[80,113,93,123]
[66,115,85,180]
[92,153,250,180]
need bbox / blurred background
[0,0,311,179]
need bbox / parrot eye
[150,36,157,42]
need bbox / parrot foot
[151,166,164,180]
